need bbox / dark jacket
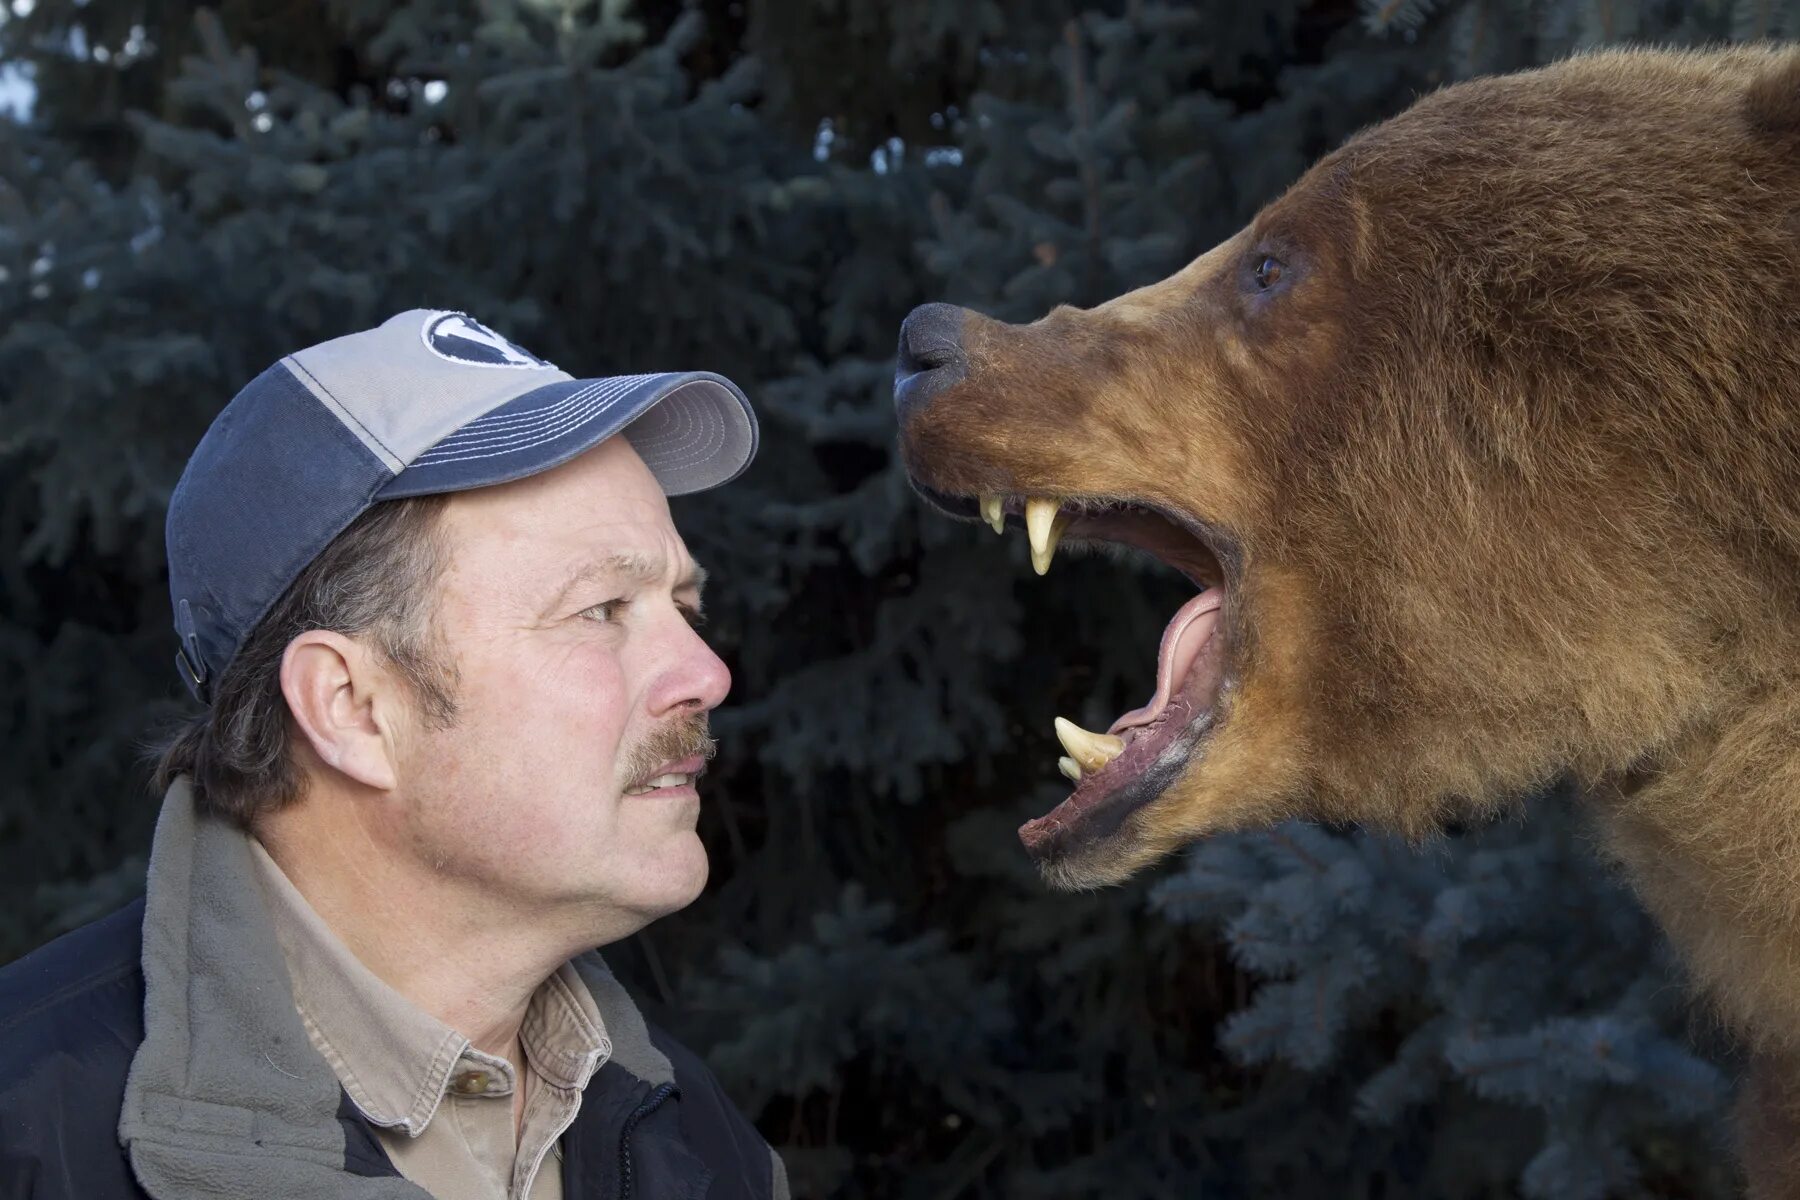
[0,783,787,1200]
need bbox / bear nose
[895,302,969,423]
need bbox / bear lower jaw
[1023,709,1218,890]
[1020,667,1229,867]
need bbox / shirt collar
[248,839,611,1136]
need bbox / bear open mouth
[915,487,1235,861]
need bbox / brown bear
[893,45,1800,1196]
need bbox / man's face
[391,436,730,930]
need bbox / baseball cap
[165,309,758,702]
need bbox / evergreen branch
[1061,17,1104,305]
[1362,0,1443,35]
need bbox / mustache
[619,712,717,789]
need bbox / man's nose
[894,302,970,425]
[650,621,732,717]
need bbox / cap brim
[374,371,758,501]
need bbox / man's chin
[668,835,711,908]
[622,832,710,919]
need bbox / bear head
[895,47,1800,892]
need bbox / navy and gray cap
[165,309,758,702]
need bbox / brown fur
[898,46,1800,1194]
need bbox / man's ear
[281,630,402,792]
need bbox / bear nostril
[910,344,958,372]
[896,302,968,379]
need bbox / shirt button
[451,1070,490,1095]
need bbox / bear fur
[895,46,1800,1195]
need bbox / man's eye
[1253,254,1285,289]
[679,605,706,630]
[581,599,627,623]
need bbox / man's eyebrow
[542,554,708,614]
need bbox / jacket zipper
[617,1081,679,1200]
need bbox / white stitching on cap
[629,385,731,473]
[430,382,605,439]
[408,385,641,466]
[448,373,662,435]
[423,379,630,447]
[416,379,615,456]
[417,375,655,455]
[622,412,687,452]
[657,417,726,471]
[413,384,636,462]
[626,386,706,451]
[412,381,627,462]
[635,395,717,461]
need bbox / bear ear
[1745,50,1800,147]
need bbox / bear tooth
[1058,756,1082,783]
[1025,497,1067,575]
[980,493,1005,534]
[1054,716,1126,772]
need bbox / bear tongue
[1108,588,1224,737]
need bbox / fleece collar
[117,780,676,1199]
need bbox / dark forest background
[4,0,1791,1195]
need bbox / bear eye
[1253,254,1285,289]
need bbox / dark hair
[151,494,459,827]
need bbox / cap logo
[422,312,552,369]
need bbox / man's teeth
[1024,497,1069,575]
[980,493,1005,535]
[1054,716,1125,774]
[624,773,694,795]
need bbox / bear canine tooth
[1058,756,1083,783]
[1025,497,1067,575]
[1054,716,1126,772]
[980,493,1005,534]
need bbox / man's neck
[254,797,572,1061]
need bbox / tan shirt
[249,842,612,1200]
